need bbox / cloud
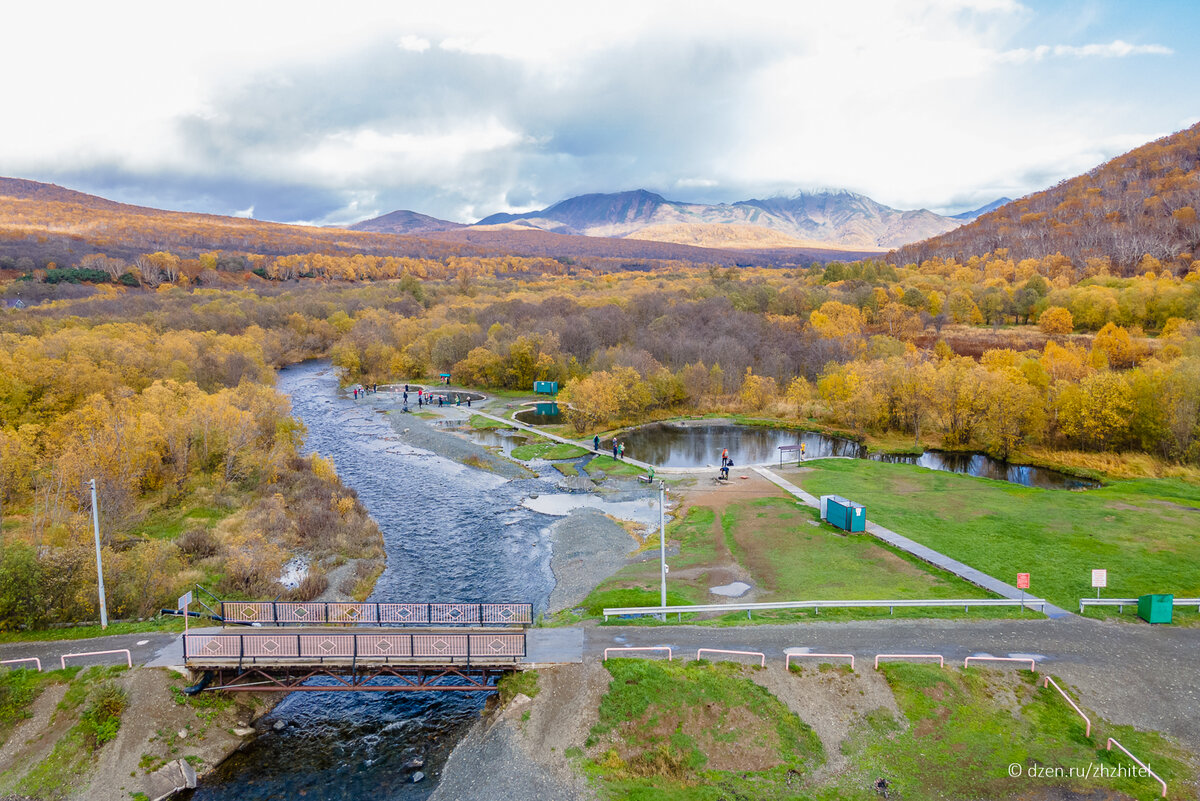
[999,39,1173,64]
[397,35,430,53]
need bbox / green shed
[533,380,558,395]
[823,495,866,532]
[1138,594,1173,624]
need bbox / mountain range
[350,189,1009,251]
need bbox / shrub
[177,525,219,560]
[287,571,329,602]
[79,683,128,749]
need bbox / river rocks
[404,756,426,770]
[272,720,286,731]
[233,726,256,737]
[412,771,426,783]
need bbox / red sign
[1017,573,1030,589]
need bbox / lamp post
[89,479,109,629]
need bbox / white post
[89,479,108,629]
[659,481,667,622]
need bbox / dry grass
[1019,446,1200,483]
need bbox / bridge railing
[185,631,526,665]
[219,601,533,627]
[1079,597,1200,614]
[602,598,1048,620]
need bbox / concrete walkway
[752,466,1073,619]
[467,409,657,473]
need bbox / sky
[2,0,1197,225]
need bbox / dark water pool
[617,423,1097,489]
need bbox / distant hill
[949,197,1013,221]
[471,188,969,249]
[0,176,872,270]
[894,123,1200,271]
[347,209,465,235]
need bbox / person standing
[593,435,600,451]
[721,448,729,467]
[612,442,619,459]
[618,442,625,460]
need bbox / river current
[185,361,568,800]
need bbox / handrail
[603,598,1047,620]
[185,631,526,664]
[1080,597,1200,613]
[1106,737,1167,798]
[1,657,41,671]
[219,601,534,627]
[61,649,132,669]
[603,646,672,661]
[1043,676,1090,737]
[786,652,854,671]
[964,656,1036,671]
[875,653,944,669]
[696,648,765,667]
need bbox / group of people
[720,447,735,480]
[592,435,626,460]
[352,384,378,399]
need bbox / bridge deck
[183,626,526,669]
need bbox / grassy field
[510,441,589,461]
[583,455,649,478]
[468,414,513,430]
[580,660,1191,800]
[836,663,1191,801]
[557,484,1039,625]
[585,659,824,800]
[786,459,1200,617]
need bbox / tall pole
[89,479,108,629]
[659,481,667,622]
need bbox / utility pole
[659,481,667,622]
[89,479,108,629]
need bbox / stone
[177,729,188,739]
[404,757,425,770]
[272,720,286,731]
[412,771,426,783]
[233,727,256,737]
[709,581,752,598]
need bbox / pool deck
[752,466,1074,619]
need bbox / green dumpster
[1137,594,1173,624]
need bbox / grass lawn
[468,414,513,430]
[583,455,647,478]
[510,441,589,461]
[787,459,1200,616]
[834,663,1191,801]
[557,488,1037,625]
[585,659,824,800]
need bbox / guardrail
[603,598,1047,620]
[875,653,944,669]
[603,646,672,661]
[220,601,533,627]
[1,657,41,671]
[786,652,854,671]
[61,649,132,669]
[696,648,765,667]
[1079,597,1200,614]
[1043,676,1090,737]
[1107,737,1167,798]
[964,656,1036,671]
[185,632,525,665]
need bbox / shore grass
[786,459,1200,615]
[584,455,647,478]
[468,414,513,430]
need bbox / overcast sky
[2,0,1196,224]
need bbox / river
[185,361,573,800]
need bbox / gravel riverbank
[388,410,533,480]
[546,509,639,613]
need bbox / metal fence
[220,601,533,627]
[1078,597,1200,614]
[185,631,526,664]
[603,597,1048,620]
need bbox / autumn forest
[2,123,1200,631]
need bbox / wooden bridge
[183,601,533,692]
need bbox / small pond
[616,422,1098,489]
[514,403,561,426]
